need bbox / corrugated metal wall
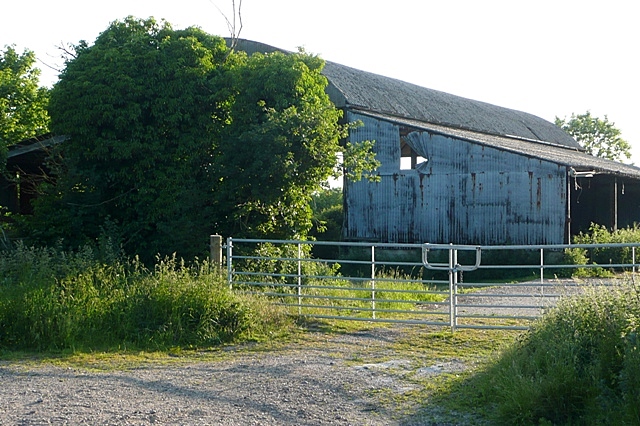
[345,112,567,245]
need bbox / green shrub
[567,224,640,276]
[562,247,611,278]
[309,188,343,241]
[0,246,293,352]
[468,281,640,425]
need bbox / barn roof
[358,110,640,180]
[321,62,581,150]
[232,39,581,150]
[232,39,640,178]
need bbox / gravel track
[0,327,480,426]
[5,280,604,426]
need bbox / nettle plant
[563,223,640,277]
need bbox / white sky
[2,0,639,164]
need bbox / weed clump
[0,244,293,352]
[468,280,640,425]
[562,223,640,278]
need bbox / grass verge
[438,279,640,425]
[0,244,295,353]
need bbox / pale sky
[2,0,639,164]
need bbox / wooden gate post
[210,234,223,269]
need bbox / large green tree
[0,45,50,161]
[555,111,632,162]
[38,17,234,259]
[212,50,346,239]
[32,17,376,261]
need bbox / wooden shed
[1,135,65,215]
[234,39,640,245]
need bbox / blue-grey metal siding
[345,112,567,245]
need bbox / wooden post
[566,176,571,244]
[611,177,618,231]
[210,234,223,269]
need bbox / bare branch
[235,0,244,42]
[36,58,63,75]
[209,0,243,51]
[55,41,78,62]
[209,0,234,36]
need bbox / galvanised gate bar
[219,238,639,331]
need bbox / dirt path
[0,327,486,426]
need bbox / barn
[324,64,640,245]
[235,39,640,245]
[5,39,640,246]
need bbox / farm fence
[215,237,639,331]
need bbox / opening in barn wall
[3,161,47,215]
[399,139,427,170]
[399,126,427,171]
[568,173,640,239]
[0,174,19,214]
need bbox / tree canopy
[212,50,347,239]
[0,45,50,161]
[555,112,632,162]
[30,17,376,261]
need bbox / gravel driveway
[0,326,483,426]
[2,277,622,425]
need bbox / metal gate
[221,238,639,331]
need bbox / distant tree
[0,45,50,161]
[555,112,632,162]
[309,188,343,241]
[29,17,377,261]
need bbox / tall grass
[459,279,640,425]
[563,223,640,277]
[0,244,293,352]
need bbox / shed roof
[358,110,640,180]
[232,39,581,150]
[232,39,639,178]
[7,134,66,158]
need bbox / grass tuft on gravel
[438,278,640,425]
[0,244,296,354]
